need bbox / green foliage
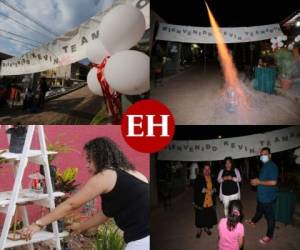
[90,105,110,125]
[274,48,296,79]
[95,220,125,250]
[55,167,80,194]
[47,138,74,165]
[0,150,8,165]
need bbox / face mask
[260,155,269,163]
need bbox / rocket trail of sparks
[205,1,249,116]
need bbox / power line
[0,0,58,37]
[0,34,38,48]
[0,12,54,40]
[0,28,43,45]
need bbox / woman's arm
[36,173,111,226]
[217,170,224,184]
[238,236,244,248]
[233,169,242,183]
[21,170,116,240]
[68,211,109,233]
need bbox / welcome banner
[158,126,300,162]
[156,23,284,44]
[0,0,149,76]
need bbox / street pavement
[0,86,104,124]
[151,184,300,250]
[151,65,300,125]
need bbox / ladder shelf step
[4,230,69,248]
[0,189,65,209]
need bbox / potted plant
[40,139,75,192]
[274,48,295,90]
[39,138,78,233]
[6,125,27,153]
[95,220,125,250]
[46,167,79,233]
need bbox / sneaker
[259,236,272,245]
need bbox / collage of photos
[0,0,299,250]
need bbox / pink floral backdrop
[0,125,149,226]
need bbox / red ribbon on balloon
[94,57,121,124]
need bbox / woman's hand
[66,222,82,234]
[20,223,42,241]
[223,176,232,181]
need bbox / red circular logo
[121,99,175,153]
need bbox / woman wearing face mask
[247,147,279,245]
[20,137,150,250]
[193,163,218,238]
[217,157,242,217]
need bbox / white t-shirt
[189,163,198,180]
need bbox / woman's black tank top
[101,168,149,243]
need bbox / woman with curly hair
[21,137,149,250]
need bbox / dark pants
[39,92,46,108]
[252,201,275,238]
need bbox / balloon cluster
[295,148,300,165]
[295,35,300,43]
[270,34,300,51]
[270,35,287,50]
[86,5,150,96]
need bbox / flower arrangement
[55,167,80,195]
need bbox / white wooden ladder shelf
[0,125,68,250]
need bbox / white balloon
[87,68,103,96]
[295,148,300,156]
[296,157,300,165]
[86,39,110,64]
[283,35,288,41]
[104,50,150,95]
[270,38,276,44]
[99,5,146,54]
[271,44,276,49]
[278,42,284,47]
[277,37,282,42]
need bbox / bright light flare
[205,2,249,114]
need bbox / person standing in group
[217,157,242,217]
[218,200,244,250]
[38,77,49,108]
[193,163,217,238]
[246,147,278,245]
[189,162,199,187]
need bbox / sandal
[259,236,272,245]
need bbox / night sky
[151,0,300,27]
[173,126,292,140]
